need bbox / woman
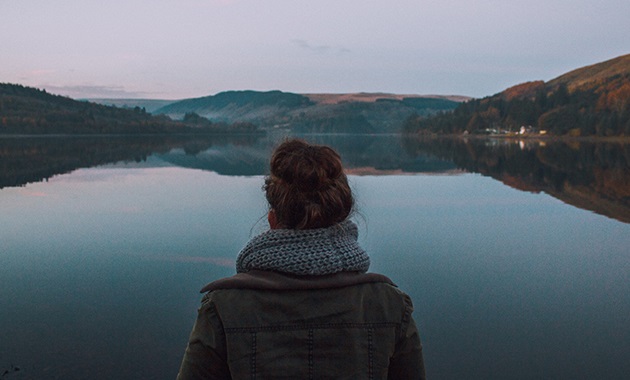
[177,139,425,379]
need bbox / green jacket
[177,270,425,380]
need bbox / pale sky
[2,0,628,99]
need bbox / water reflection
[0,135,261,188]
[1,135,629,379]
[403,137,630,223]
[1,135,629,222]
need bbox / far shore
[406,133,630,143]
[1,130,629,144]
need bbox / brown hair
[264,139,353,229]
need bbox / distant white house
[519,125,533,134]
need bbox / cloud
[292,39,350,55]
[39,84,151,99]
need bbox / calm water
[0,135,629,379]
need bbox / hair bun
[264,139,353,229]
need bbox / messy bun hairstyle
[264,139,353,230]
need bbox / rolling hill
[404,53,630,137]
[154,90,463,133]
[0,83,260,135]
[548,54,630,91]
[85,98,175,113]
[155,90,313,126]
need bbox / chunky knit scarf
[236,220,370,275]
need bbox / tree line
[403,74,630,137]
[0,83,261,135]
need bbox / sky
[1,0,629,100]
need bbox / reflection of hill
[0,135,458,189]
[305,135,458,174]
[157,135,458,176]
[0,135,261,189]
[5,134,627,222]
[403,137,630,223]
[156,144,270,176]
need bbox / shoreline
[405,132,630,143]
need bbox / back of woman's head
[264,139,353,230]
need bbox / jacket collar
[200,270,395,293]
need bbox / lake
[1,134,629,379]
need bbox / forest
[403,74,630,137]
[0,83,260,135]
[404,53,630,137]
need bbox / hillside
[156,90,313,127]
[155,90,462,133]
[548,54,630,92]
[302,93,469,104]
[404,54,630,137]
[86,98,175,113]
[0,83,260,135]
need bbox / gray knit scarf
[236,220,370,275]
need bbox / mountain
[154,90,463,133]
[0,83,260,135]
[403,54,630,137]
[156,90,313,126]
